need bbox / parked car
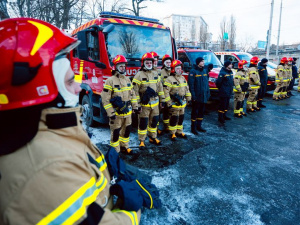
[215,51,276,91]
[178,48,223,98]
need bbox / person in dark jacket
[289,57,298,96]
[216,60,234,123]
[257,58,268,108]
[188,57,210,134]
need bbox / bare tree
[0,0,9,19]
[218,17,228,51]
[228,15,236,50]
[125,0,163,16]
[237,34,255,52]
[118,30,139,57]
[199,21,208,49]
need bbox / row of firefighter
[101,52,299,155]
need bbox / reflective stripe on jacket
[0,107,141,225]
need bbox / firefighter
[216,60,234,123]
[164,60,191,141]
[133,53,165,150]
[101,55,139,155]
[273,57,288,100]
[188,57,210,134]
[233,60,249,118]
[159,54,173,132]
[257,58,269,108]
[150,51,164,135]
[150,51,160,76]
[286,57,293,97]
[0,18,144,225]
[290,57,298,95]
[246,56,261,112]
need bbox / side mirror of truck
[183,62,191,72]
[95,62,106,69]
[233,62,239,69]
[103,24,115,35]
[77,29,106,69]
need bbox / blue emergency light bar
[100,11,161,24]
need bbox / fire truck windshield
[187,51,222,68]
[106,24,173,62]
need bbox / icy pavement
[84,90,300,225]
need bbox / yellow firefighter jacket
[276,65,285,83]
[160,68,171,82]
[101,72,138,117]
[282,64,289,82]
[248,67,261,90]
[163,74,191,108]
[0,107,141,225]
[286,64,293,81]
[132,69,165,107]
[234,70,249,92]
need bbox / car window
[224,55,238,63]
[178,52,190,64]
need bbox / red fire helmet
[0,18,79,111]
[250,56,259,65]
[171,59,183,73]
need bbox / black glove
[133,107,141,114]
[141,87,157,105]
[110,178,162,211]
[110,181,143,211]
[110,115,116,120]
[207,63,213,72]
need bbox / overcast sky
[142,0,300,46]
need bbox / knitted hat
[261,58,268,64]
[224,60,232,68]
[196,57,204,65]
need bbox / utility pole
[276,0,283,64]
[266,0,274,59]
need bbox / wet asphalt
[94,89,300,225]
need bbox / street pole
[276,0,283,64]
[266,0,274,59]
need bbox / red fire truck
[70,12,177,126]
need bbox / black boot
[223,112,231,120]
[191,120,198,135]
[258,100,266,108]
[218,112,225,123]
[196,120,206,132]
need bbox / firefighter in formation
[273,57,288,100]
[233,60,249,118]
[188,57,210,133]
[246,57,261,112]
[257,58,269,108]
[159,54,173,133]
[163,60,191,141]
[216,60,234,123]
[132,53,165,150]
[0,18,155,225]
[101,55,139,155]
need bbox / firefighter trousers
[138,105,159,141]
[109,115,132,152]
[191,101,205,122]
[234,92,245,114]
[273,82,283,99]
[298,79,300,91]
[247,89,258,109]
[218,97,230,114]
[168,107,185,135]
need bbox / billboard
[257,41,267,50]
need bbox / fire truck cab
[70,12,176,126]
[178,48,223,98]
